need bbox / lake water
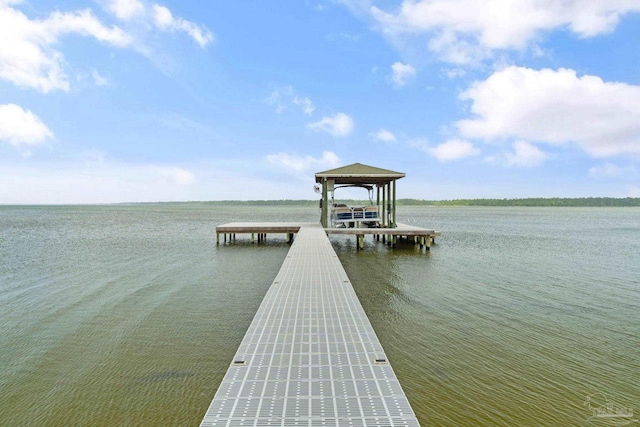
[1,205,639,426]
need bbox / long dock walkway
[201,223,420,426]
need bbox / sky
[2,0,640,204]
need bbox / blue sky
[2,0,640,203]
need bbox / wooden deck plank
[216,222,440,237]
[216,222,308,233]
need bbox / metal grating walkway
[200,223,420,427]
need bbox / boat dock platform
[216,222,440,251]
[201,223,421,426]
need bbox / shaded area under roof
[315,163,405,185]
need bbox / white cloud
[391,61,415,86]
[266,151,340,177]
[589,162,621,178]
[457,66,640,157]
[502,140,547,167]
[293,96,315,115]
[155,166,196,185]
[152,4,214,48]
[428,139,479,161]
[265,89,286,114]
[45,10,132,46]
[369,128,396,143]
[0,161,203,204]
[443,67,466,79]
[326,32,362,43]
[92,69,109,86]
[0,2,131,92]
[308,113,354,137]
[105,0,145,21]
[102,1,215,47]
[264,89,287,114]
[588,162,637,178]
[265,87,315,116]
[0,104,53,149]
[0,2,214,92]
[369,1,640,64]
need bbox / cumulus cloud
[391,61,415,86]
[0,3,131,92]
[501,140,547,167]
[369,1,640,64]
[293,96,315,116]
[105,0,144,21]
[266,151,340,176]
[443,67,466,79]
[101,0,214,47]
[152,4,214,48]
[588,162,636,178]
[589,163,619,178]
[265,86,316,116]
[0,2,214,92]
[265,89,287,114]
[428,139,479,161]
[0,104,54,149]
[92,70,109,86]
[308,113,354,137]
[456,66,640,157]
[369,128,396,143]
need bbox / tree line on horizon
[197,197,640,207]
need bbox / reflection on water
[1,205,639,426]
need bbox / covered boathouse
[315,163,405,229]
[215,162,439,250]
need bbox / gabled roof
[315,163,405,185]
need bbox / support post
[216,232,219,245]
[392,180,397,228]
[251,233,255,244]
[321,178,328,228]
[387,182,391,229]
[376,184,381,224]
[382,183,387,227]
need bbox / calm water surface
[1,205,639,426]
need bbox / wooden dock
[216,222,440,251]
[201,223,420,426]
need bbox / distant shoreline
[3,198,640,207]
[175,197,640,207]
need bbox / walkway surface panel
[201,223,420,427]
